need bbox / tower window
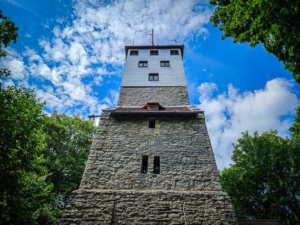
[160,61,170,67]
[141,155,148,174]
[149,73,159,81]
[149,119,155,128]
[130,50,138,55]
[170,50,179,55]
[138,61,148,67]
[153,156,160,174]
[150,50,158,55]
[147,104,159,111]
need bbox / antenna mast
[172,32,178,44]
[133,32,136,45]
[124,32,136,46]
[151,29,154,46]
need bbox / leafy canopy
[221,128,300,224]
[0,10,18,76]
[42,112,96,207]
[0,10,60,224]
[0,83,61,225]
[0,85,96,224]
[210,0,300,83]
[0,10,96,224]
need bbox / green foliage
[0,82,95,224]
[221,130,300,224]
[0,10,18,56]
[0,10,59,224]
[0,83,60,224]
[0,9,95,223]
[42,112,96,206]
[0,10,18,76]
[289,106,300,136]
[0,84,96,224]
[210,0,300,83]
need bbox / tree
[210,0,300,83]
[289,105,300,136]
[221,130,300,224]
[42,112,96,208]
[0,83,60,224]
[0,11,61,223]
[0,85,96,224]
[0,10,18,76]
[0,10,95,223]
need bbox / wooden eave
[110,106,197,117]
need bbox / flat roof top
[125,45,184,58]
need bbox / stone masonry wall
[79,110,222,191]
[61,189,237,225]
[61,109,238,224]
[117,86,190,106]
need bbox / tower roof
[125,45,184,59]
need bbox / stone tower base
[61,189,237,225]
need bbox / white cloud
[44,0,212,67]
[2,1,213,118]
[0,48,26,80]
[198,78,298,170]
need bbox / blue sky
[1,0,299,169]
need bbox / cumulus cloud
[1,0,213,117]
[0,48,26,81]
[198,78,298,170]
[47,0,212,66]
[0,47,117,117]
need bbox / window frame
[149,119,156,127]
[170,50,179,55]
[160,61,170,67]
[148,73,159,81]
[130,50,138,56]
[150,50,159,55]
[153,156,160,174]
[141,155,148,174]
[138,61,148,67]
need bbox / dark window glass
[141,155,148,173]
[147,105,159,111]
[160,61,170,67]
[150,50,158,55]
[149,73,159,81]
[149,119,155,128]
[130,50,138,55]
[138,61,148,67]
[170,50,179,55]
[153,156,160,174]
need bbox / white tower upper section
[121,45,187,87]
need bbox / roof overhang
[110,105,199,117]
[102,105,203,118]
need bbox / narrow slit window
[153,156,160,174]
[150,50,158,55]
[160,61,170,67]
[149,73,159,81]
[149,119,155,128]
[138,61,148,67]
[130,50,138,55]
[141,155,148,174]
[170,50,179,55]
